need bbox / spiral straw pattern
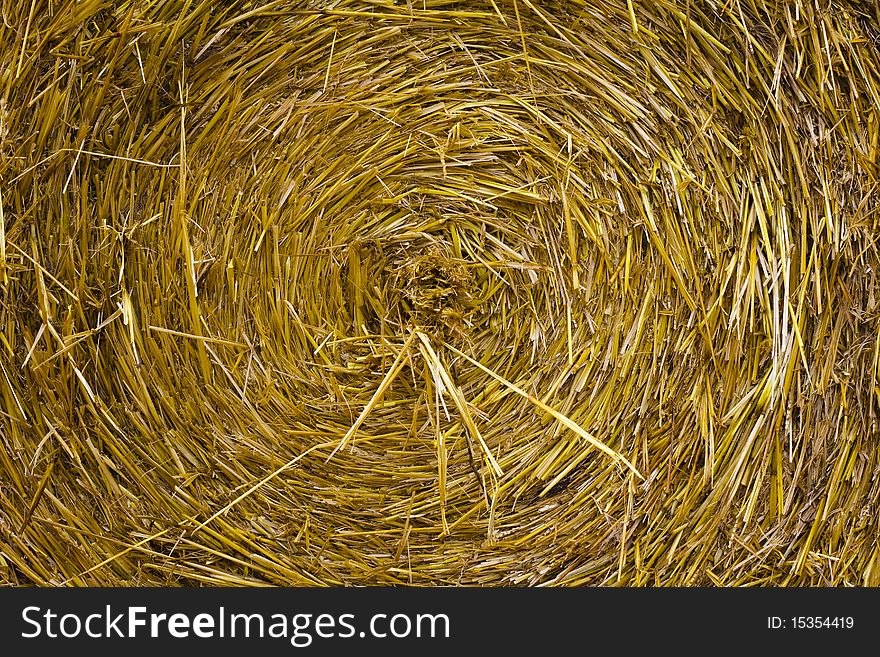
[2,0,880,585]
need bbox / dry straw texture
[1,0,880,586]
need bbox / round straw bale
[2,0,880,585]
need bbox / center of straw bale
[347,241,474,342]
[397,246,473,341]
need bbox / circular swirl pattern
[2,0,880,585]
